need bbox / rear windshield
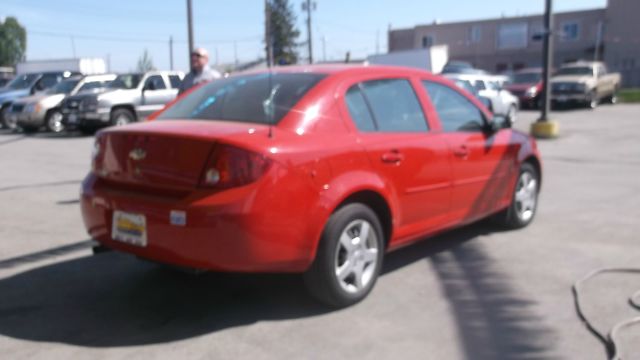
[511,73,542,84]
[157,72,326,124]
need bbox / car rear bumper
[80,173,316,273]
[551,93,589,103]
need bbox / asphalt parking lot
[1,104,639,359]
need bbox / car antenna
[267,66,274,139]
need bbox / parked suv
[444,73,519,123]
[61,71,184,132]
[8,74,116,133]
[0,71,79,129]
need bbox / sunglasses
[191,53,205,58]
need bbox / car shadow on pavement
[0,222,557,358]
[384,224,559,360]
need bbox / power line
[28,29,262,46]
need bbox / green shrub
[619,89,640,103]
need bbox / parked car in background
[441,60,488,74]
[61,71,183,132]
[505,68,544,109]
[551,61,621,109]
[81,65,541,308]
[7,74,116,133]
[0,71,79,129]
[0,66,14,88]
[444,73,519,123]
[449,78,493,111]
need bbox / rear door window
[423,81,485,132]
[144,75,167,90]
[353,79,428,132]
[345,86,377,132]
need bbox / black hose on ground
[572,268,640,360]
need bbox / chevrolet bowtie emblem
[129,148,146,161]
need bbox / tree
[0,17,27,67]
[136,49,156,72]
[268,0,300,65]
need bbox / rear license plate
[68,113,78,123]
[112,211,147,247]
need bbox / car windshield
[78,80,112,92]
[5,74,40,90]
[47,79,80,94]
[108,74,142,89]
[556,67,593,76]
[158,72,326,124]
[512,73,542,84]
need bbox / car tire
[45,109,65,133]
[493,162,539,229]
[607,90,618,105]
[110,108,135,127]
[304,203,385,308]
[2,111,17,131]
[587,91,598,109]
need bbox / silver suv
[61,71,183,132]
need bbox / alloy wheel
[514,171,537,222]
[334,219,379,294]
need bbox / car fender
[304,169,399,261]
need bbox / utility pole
[594,20,603,62]
[186,0,194,69]
[169,36,174,70]
[302,0,316,64]
[376,30,380,54]
[70,36,76,58]
[265,0,273,67]
[322,36,326,62]
[531,0,559,138]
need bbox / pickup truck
[61,71,183,132]
[551,61,621,109]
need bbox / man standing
[179,47,221,95]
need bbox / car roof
[238,64,437,79]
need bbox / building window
[422,35,435,48]
[497,23,528,49]
[561,22,580,41]
[469,26,481,43]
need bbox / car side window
[345,86,377,132]
[423,81,485,132]
[474,80,486,91]
[144,75,167,90]
[359,79,428,132]
[168,75,182,89]
[35,74,60,91]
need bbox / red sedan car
[81,65,541,307]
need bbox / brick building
[388,0,639,87]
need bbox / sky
[1,0,607,73]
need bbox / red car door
[343,78,453,242]
[422,80,516,223]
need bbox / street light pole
[539,0,553,122]
[304,0,314,64]
[265,0,273,67]
[186,0,194,70]
[531,0,559,138]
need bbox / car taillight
[199,144,272,189]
